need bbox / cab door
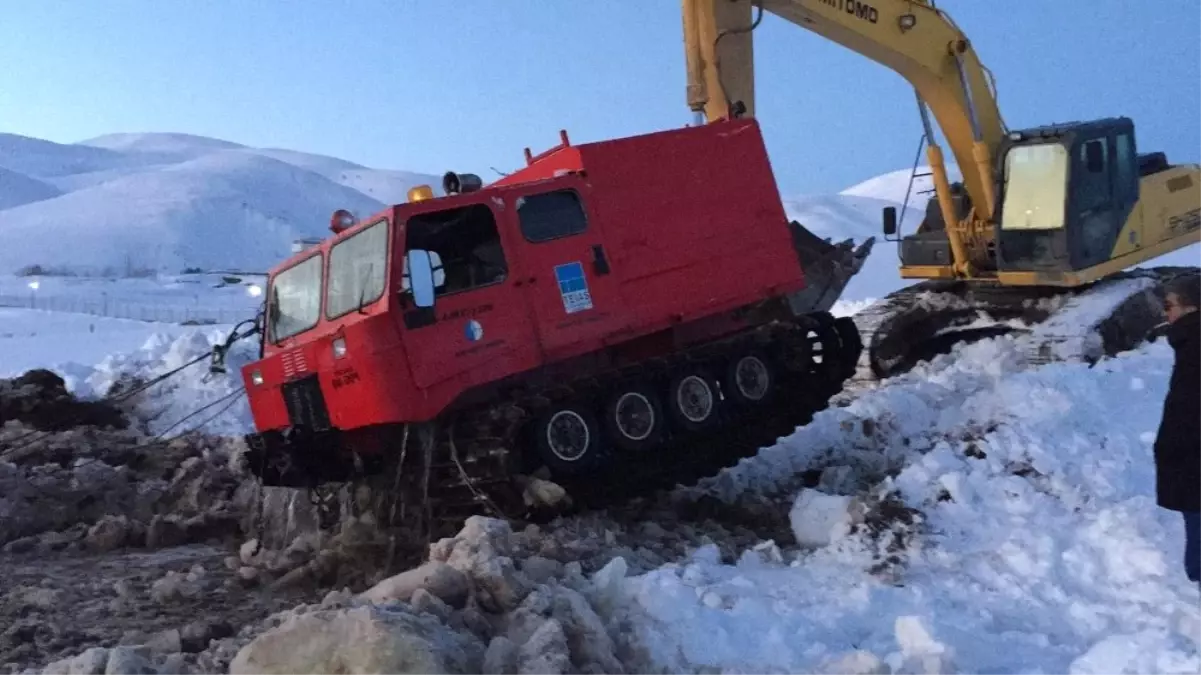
[396,201,539,390]
[1071,135,1121,270]
[503,179,630,361]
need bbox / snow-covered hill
[783,166,949,304]
[838,164,965,205]
[0,167,62,210]
[0,132,438,275]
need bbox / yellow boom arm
[682,0,1008,275]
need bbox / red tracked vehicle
[239,117,871,530]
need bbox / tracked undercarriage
[858,265,1199,380]
[244,310,862,541]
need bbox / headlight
[250,370,264,386]
[332,337,348,359]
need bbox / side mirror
[1085,140,1105,174]
[405,249,436,308]
[882,206,898,237]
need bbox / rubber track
[366,313,854,541]
[859,265,1198,380]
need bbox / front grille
[280,374,331,431]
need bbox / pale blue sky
[2,1,1198,196]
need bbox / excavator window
[516,190,588,243]
[1075,140,1112,213]
[1000,143,1069,231]
[1114,132,1138,203]
[403,203,508,297]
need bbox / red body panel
[243,118,808,437]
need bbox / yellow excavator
[681,0,1201,377]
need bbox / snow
[0,167,62,210]
[0,307,253,437]
[0,308,192,380]
[78,132,245,159]
[0,272,261,437]
[609,338,1200,674]
[788,489,861,548]
[839,164,965,205]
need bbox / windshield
[1000,143,1068,231]
[268,254,322,342]
[326,219,388,319]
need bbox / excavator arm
[683,0,1007,276]
[684,0,1200,382]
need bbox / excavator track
[352,311,858,542]
[859,265,1197,380]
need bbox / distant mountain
[0,131,438,274]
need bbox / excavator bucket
[785,220,875,316]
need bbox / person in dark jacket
[1154,272,1200,583]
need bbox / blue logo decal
[464,319,484,342]
[553,262,594,314]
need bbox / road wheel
[603,384,665,452]
[533,403,606,475]
[666,369,719,432]
[724,351,775,407]
[807,312,843,384]
[833,316,862,380]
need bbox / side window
[326,219,389,319]
[517,190,588,242]
[1075,139,1112,211]
[1114,132,1137,201]
[405,204,508,296]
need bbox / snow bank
[65,328,256,437]
[0,308,199,381]
[609,339,1200,673]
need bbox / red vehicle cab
[241,117,856,488]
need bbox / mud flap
[785,220,875,316]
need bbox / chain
[447,423,508,519]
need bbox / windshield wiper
[355,263,374,315]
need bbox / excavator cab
[893,117,1152,284]
[993,117,1140,279]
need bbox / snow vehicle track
[299,311,862,544]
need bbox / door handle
[591,244,611,276]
